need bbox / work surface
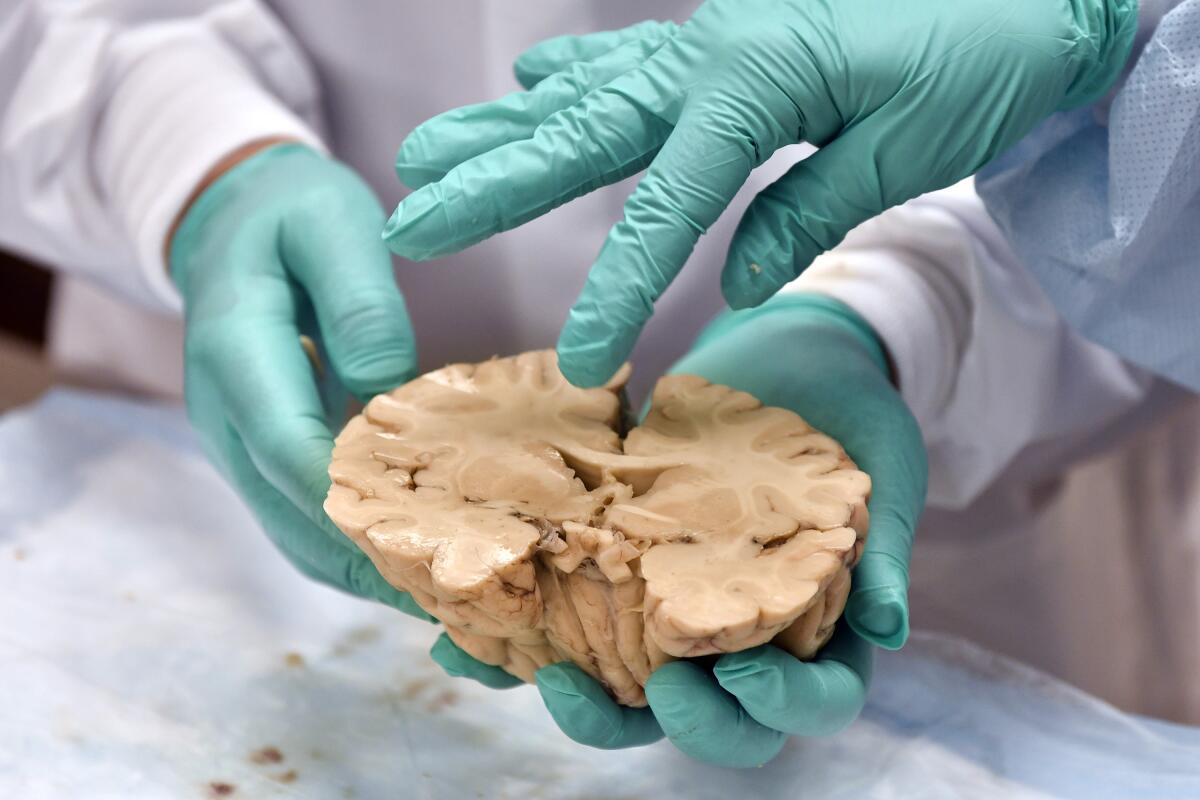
[2,391,1199,799]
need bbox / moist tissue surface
[325,350,870,706]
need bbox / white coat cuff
[96,37,326,314]
[781,251,960,431]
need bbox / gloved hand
[431,293,928,766]
[383,0,1137,388]
[170,143,431,618]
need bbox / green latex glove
[383,0,1137,387]
[432,293,927,766]
[170,143,432,618]
[171,143,613,689]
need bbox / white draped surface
[2,391,1198,799]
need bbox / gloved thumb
[845,533,911,651]
[722,118,921,309]
[280,168,419,400]
[309,278,418,401]
[846,433,926,651]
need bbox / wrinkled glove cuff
[1060,0,1141,109]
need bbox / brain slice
[324,350,870,706]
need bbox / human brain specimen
[325,351,870,707]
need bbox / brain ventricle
[325,350,869,707]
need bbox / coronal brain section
[325,350,870,707]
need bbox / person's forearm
[0,1,323,312]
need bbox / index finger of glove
[514,20,677,88]
[384,68,672,261]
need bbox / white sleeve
[0,0,327,313]
[784,181,1165,510]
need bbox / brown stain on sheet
[332,625,382,656]
[400,677,432,700]
[249,745,284,765]
[425,688,460,713]
[273,769,298,784]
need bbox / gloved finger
[430,633,524,689]
[280,165,418,400]
[513,20,678,88]
[713,628,872,736]
[846,509,916,651]
[384,67,672,261]
[556,110,756,387]
[722,117,905,309]
[398,36,667,190]
[645,660,788,767]
[535,662,663,749]
[842,370,926,651]
[191,396,431,619]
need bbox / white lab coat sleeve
[0,1,327,313]
[783,181,1160,510]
